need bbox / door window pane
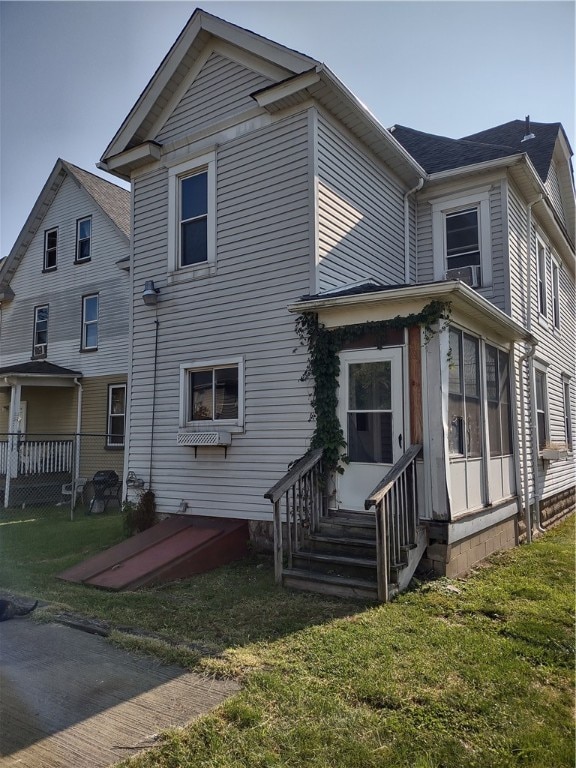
[349,362,391,410]
[348,412,393,463]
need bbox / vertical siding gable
[316,114,406,291]
[154,53,274,145]
[545,161,567,227]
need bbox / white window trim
[551,256,561,330]
[43,227,58,271]
[533,361,549,452]
[75,216,92,263]
[168,152,216,278]
[107,383,127,448]
[82,294,99,350]
[179,356,244,432]
[536,235,548,319]
[432,191,492,287]
[562,376,573,450]
[33,304,49,357]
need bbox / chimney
[521,115,536,142]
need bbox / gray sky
[1,1,574,258]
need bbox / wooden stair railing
[264,448,326,584]
[364,444,423,602]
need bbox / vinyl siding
[155,53,272,145]
[507,182,576,504]
[316,113,406,290]
[0,174,130,376]
[129,111,313,520]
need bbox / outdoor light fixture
[142,280,160,306]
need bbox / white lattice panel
[176,431,232,446]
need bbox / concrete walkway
[0,619,239,767]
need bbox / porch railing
[264,448,326,584]
[0,439,74,476]
[364,444,423,602]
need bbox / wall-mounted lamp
[142,280,160,306]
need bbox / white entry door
[337,348,404,511]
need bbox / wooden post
[408,326,423,445]
[273,500,283,584]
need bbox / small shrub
[123,490,157,537]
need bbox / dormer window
[43,228,58,271]
[75,217,92,263]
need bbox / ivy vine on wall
[295,299,451,472]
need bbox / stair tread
[309,533,376,547]
[293,551,377,567]
[283,568,377,589]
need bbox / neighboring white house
[0,159,131,507]
[99,9,574,599]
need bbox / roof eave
[289,280,535,344]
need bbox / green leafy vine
[295,299,451,472]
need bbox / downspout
[404,178,424,283]
[517,341,537,543]
[73,377,83,521]
[148,315,159,489]
[523,195,544,540]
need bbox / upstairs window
[551,260,560,329]
[432,190,491,288]
[107,384,126,447]
[75,217,92,262]
[168,153,216,275]
[43,228,58,271]
[81,294,99,350]
[32,305,49,358]
[536,239,547,317]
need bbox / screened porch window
[486,345,512,457]
[448,329,482,457]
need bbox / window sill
[180,423,243,435]
[74,258,91,265]
[42,267,57,274]
[30,354,47,361]
[167,262,217,286]
[79,347,98,353]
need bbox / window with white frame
[32,305,49,357]
[485,344,513,457]
[75,217,92,262]
[448,329,482,457]
[432,191,492,288]
[563,378,572,450]
[536,238,548,318]
[168,153,216,273]
[180,358,243,429]
[534,366,548,450]
[551,259,560,329]
[81,294,99,350]
[107,384,126,447]
[43,228,58,271]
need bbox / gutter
[404,178,424,282]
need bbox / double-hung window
[432,190,491,288]
[107,384,126,447]
[32,305,49,358]
[485,345,513,457]
[82,294,99,350]
[43,228,58,271]
[168,153,216,275]
[534,367,548,450]
[180,358,244,430]
[448,329,482,457]
[76,217,92,262]
[536,238,547,317]
[551,259,560,329]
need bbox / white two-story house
[99,9,574,599]
[0,159,130,507]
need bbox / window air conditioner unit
[33,343,47,357]
[176,431,232,447]
[445,265,481,288]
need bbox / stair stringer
[394,525,429,594]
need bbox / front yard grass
[0,508,574,767]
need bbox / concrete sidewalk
[0,619,239,767]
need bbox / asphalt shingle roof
[63,161,130,239]
[390,120,561,181]
[0,361,81,377]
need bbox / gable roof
[100,8,424,187]
[0,159,130,291]
[390,119,568,183]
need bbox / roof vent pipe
[521,115,535,142]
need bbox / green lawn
[1,508,574,767]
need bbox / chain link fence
[0,433,125,520]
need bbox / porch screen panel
[448,329,464,455]
[347,362,393,463]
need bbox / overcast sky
[1,1,574,258]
